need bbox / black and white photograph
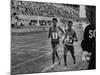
[11,0,96,75]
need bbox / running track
[11,31,88,75]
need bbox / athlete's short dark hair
[52,18,58,22]
[68,21,73,24]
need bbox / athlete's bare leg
[54,46,61,65]
[52,49,55,64]
[64,46,67,66]
[70,47,76,64]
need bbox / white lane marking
[28,49,49,52]
[12,33,47,40]
[78,62,88,69]
[41,58,69,72]
[12,33,49,50]
[11,44,33,50]
[16,49,49,55]
[12,51,52,69]
[12,46,50,55]
[63,67,68,71]
[11,41,50,50]
[41,61,59,72]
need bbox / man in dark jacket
[81,6,96,69]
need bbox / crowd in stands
[11,0,80,28]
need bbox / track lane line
[41,61,60,72]
[11,51,52,69]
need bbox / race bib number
[52,32,58,39]
[65,35,73,43]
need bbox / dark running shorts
[64,44,74,53]
[51,40,59,49]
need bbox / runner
[62,21,78,66]
[48,18,64,64]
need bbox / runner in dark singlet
[62,21,78,66]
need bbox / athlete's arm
[62,33,67,44]
[73,31,78,42]
[74,36,78,42]
[62,29,67,44]
[48,27,51,38]
[58,26,64,34]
